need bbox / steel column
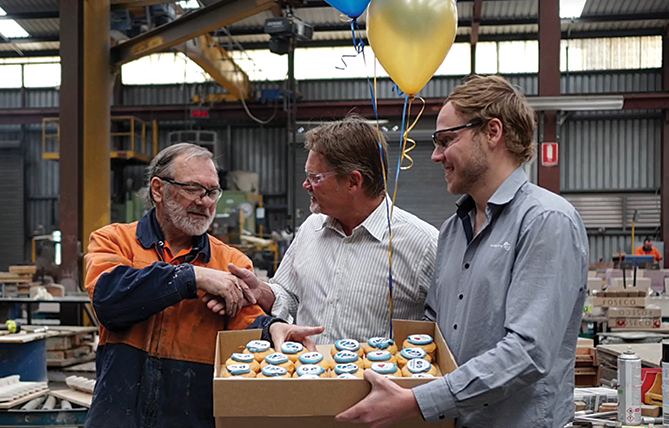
[82,0,111,257]
[662,25,669,267]
[58,0,111,291]
[58,0,83,291]
[537,0,560,194]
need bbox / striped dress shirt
[268,196,439,345]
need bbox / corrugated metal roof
[16,18,59,37]
[0,41,58,51]
[564,19,668,33]
[481,0,537,20]
[0,0,58,14]
[479,24,537,35]
[584,0,669,15]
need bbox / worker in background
[84,143,321,428]
[634,237,662,262]
[206,115,439,344]
[337,75,589,428]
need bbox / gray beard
[163,194,215,237]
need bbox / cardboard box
[213,320,457,428]
[593,296,647,308]
[607,317,662,328]
[607,307,661,318]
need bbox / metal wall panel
[561,114,661,191]
[0,90,23,108]
[230,126,287,196]
[0,148,25,269]
[25,88,59,108]
[24,128,58,240]
[588,234,648,264]
[561,70,661,94]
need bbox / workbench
[597,343,662,368]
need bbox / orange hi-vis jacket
[83,209,270,428]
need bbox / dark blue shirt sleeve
[93,262,197,332]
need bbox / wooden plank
[8,266,37,275]
[597,343,662,368]
[47,353,95,367]
[47,345,92,360]
[0,389,49,410]
[0,332,46,343]
[50,389,92,408]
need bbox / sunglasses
[432,120,483,149]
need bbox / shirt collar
[455,166,528,218]
[136,208,212,262]
[315,194,391,242]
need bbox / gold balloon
[367,0,458,95]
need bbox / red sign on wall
[541,142,558,167]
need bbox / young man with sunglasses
[337,75,589,428]
[83,143,321,428]
[220,115,439,345]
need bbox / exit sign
[190,108,209,118]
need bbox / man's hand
[335,369,421,428]
[193,266,257,317]
[269,323,324,352]
[227,263,275,313]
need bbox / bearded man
[84,143,320,428]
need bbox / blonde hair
[446,75,536,164]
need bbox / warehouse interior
[0,0,668,426]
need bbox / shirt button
[453,324,458,330]
[458,293,464,300]
[464,263,470,269]
[439,415,445,420]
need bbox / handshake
[193,263,323,351]
[193,263,265,318]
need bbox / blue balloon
[324,0,371,19]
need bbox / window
[121,53,213,85]
[24,63,60,88]
[0,64,22,88]
[498,41,538,73]
[560,36,661,71]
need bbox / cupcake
[402,334,436,359]
[363,350,397,369]
[330,339,364,358]
[222,363,256,378]
[243,340,274,362]
[369,362,402,377]
[361,337,397,355]
[401,358,437,377]
[336,373,359,379]
[333,350,364,368]
[280,341,306,363]
[396,347,432,368]
[294,364,329,378]
[257,365,291,378]
[260,352,295,374]
[297,351,333,371]
[225,352,260,372]
[334,363,364,378]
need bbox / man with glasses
[337,75,588,428]
[83,143,321,428]
[220,115,439,344]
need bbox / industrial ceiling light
[177,0,200,9]
[527,95,624,111]
[0,7,29,38]
[559,0,587,19]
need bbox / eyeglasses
[158,177,223,201]
[305,171,336,185]
[432,120,483,149]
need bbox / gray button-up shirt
[269,195,438,344]
[413,167,588,428]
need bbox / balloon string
[335,20,365,71]
[400,96,425,171]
